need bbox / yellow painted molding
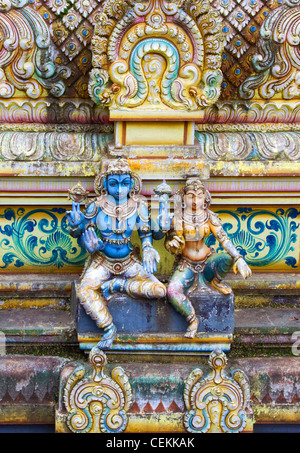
[110,111,205,121]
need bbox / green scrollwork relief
[206,207,300,270]
[0,206,299,272]
[0,207,86,271]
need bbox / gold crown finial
[68,181,89,203]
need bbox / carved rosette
[63,347,132,433]
[89,0,224,114]
[183,350,251,433]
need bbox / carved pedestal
[76,284,234,353]
[56,347,132,433]
[184,350,253,433]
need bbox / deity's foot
[96,323,117,350]
[211,277,232,295]
[101,278,124,301]
[184,317,199,339]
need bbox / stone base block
[76,285,234,353]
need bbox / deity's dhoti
[77,252,166,330]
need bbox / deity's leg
[101,261,167,300]
[166,267,199,338]
[123,262,166,299]
[203,252,234,294]
[77,260,116,349]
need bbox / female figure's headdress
[173,166,211,231]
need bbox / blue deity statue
[67,159,166,349]
[156,170,252,339]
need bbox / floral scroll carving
[89,0,224,114]
[240,0,300,100]
[195,129,300,160]
[0,0,68,99]
[63,347,132,433]
[183,350,252,433]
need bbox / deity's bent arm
[68,201,102,252]
[68,201,98,237]
[137,198,160,274]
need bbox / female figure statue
[158,172,252,339]
[66,158,166,349]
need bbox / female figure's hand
[167,235,184,251]
[233,257,252,279]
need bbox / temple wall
[0,0,299,433]
[0,0,299,277]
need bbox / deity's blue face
[106,174,132,202]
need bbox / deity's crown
[105,158,133,176]
[95,158,141,196]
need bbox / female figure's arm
[164,222,185,256]
[208,211,252,279]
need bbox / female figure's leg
[166,266,198,338]
[203,252,234,294]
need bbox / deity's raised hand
[233,257,252,279]
[66,202,85,227]
[81,228,104,254]
[157,212,174,232]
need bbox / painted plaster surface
[0,0,298,433]
[0,205,298,273]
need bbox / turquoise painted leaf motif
[211,208,300,269]
[51,208,67,215]
[1,208,15,221]
[231,230,265,259]
[26,235,38,254]
[266,219,281,232]
[286,208,300,219]
[0,208,16,236]
[206,234,216,247]
[291,221,300,233]
[44,230,73,252]
[0,253,18,268]
[0,208,87,269]
[38,217,58,234]
[236,207,253,214]
[0,224,13,237]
